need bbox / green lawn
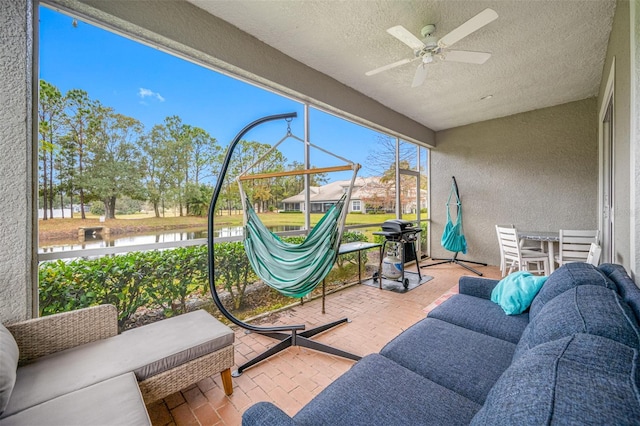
[40,210,423,243]
[215,212,398,226]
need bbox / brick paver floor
[147,262,502,425]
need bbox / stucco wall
[633,0,639,277]
[0,0,35,323]
[598,0,633,270]
[431,99,598,267]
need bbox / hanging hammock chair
[207,112,361,377]
[440,179,467,254]
[242,193,347,298]
[235,115,358,299]
[421,176,487,276]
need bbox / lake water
[38,225,302,253]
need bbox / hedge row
[39,231,369,329]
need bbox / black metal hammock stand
[421,176,487,276]
[207,112,361,377]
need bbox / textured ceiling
[187,0,615,131]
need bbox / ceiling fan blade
[438,8,498,49]
[442,50,492,64]
[387,25,425,51]
[411,63,428,88]
[365,58,415,76]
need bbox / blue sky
[38,6,391,182]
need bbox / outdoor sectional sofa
[0,306,234,425]
[243,262,640,425]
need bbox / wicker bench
[0,305,234,425]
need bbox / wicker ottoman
[2,305,235,424]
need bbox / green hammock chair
[208,112,361,377]
[236,119,359,300]
[243,193,347,298]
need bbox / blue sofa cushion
[529,262,616,318]
[515,285,640,360]
[242,402,295,426]
[428,294,528,344]
[471,334,640,425]
[380,318,515,404]
[458,276,499,300]
[293,354,481,426]
[599,263,640,324]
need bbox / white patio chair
[586,243,602,266]
[496,225,550,276]
[495,225,511,276]
[556,229,600,266]
[495,224,544,276]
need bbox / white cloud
[138,88,165,102]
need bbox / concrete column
[0,0,36,323]
[633,0,640,278]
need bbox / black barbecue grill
[373,219,422,289]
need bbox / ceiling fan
[366,8,498,87]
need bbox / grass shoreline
[38,211,404,242]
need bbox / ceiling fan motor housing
[419,24,438,52]
[420,24,436,38]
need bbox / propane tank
[382,245,403,279]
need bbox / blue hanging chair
[441,179,468,254]
[421,176,486,276]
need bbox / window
[36,5,432,325]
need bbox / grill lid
[381,219,419,233]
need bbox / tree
[184,126,221,215]
[279,161,329,197]
[187,126,221,186]
[141,119,221,217]
[38,80,65,220]
[84,106,145,219]
[364,134,416,177]
[163,116,191,216]
[227,140,286,213]
[55,134,78,217]
[186,183,213,217]
[142,125,175,217]
[363,135,419,213]
[65,89,98,219]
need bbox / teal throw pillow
[491,271,548,315]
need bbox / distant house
[281,177,395,213]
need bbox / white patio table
[517,231,559,274]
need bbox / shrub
[373,234,386,245]
[38,230,374,328]
[148,246,208,316]
[83,253,156,329]
[212,241,257,310]
[89,203,105,215]
[38,242,257,329]
[39,259,99,315]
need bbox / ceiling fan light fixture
[423,52,434,64]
